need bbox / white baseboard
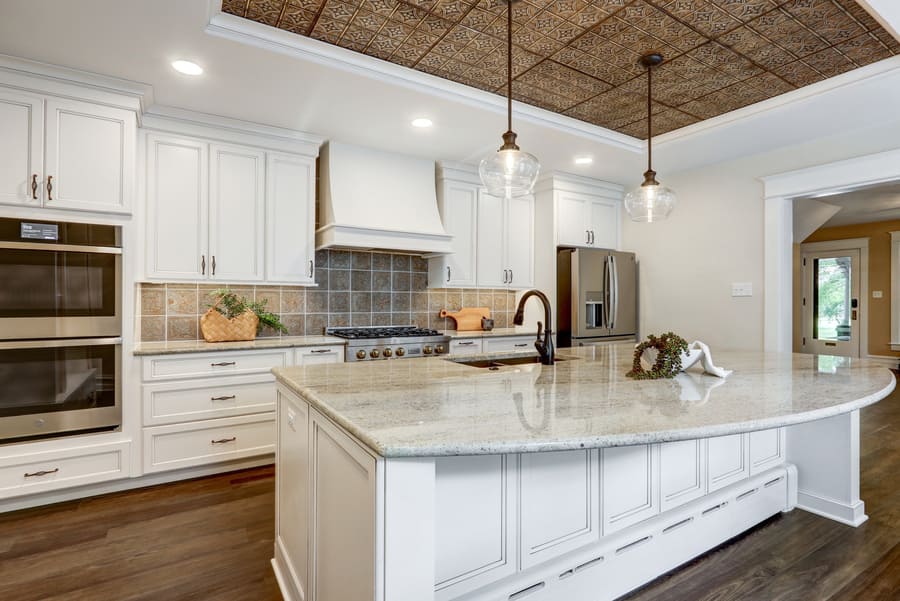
[0,455,274,513]
[866,354,899,368]
[796,491,868,527]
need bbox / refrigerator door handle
[603,255,612,329]
[610,254,619,330]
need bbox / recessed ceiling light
[574,156,593,165]
[411,118,433,128]
[172,60,203,76]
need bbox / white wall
[624,119,900,352]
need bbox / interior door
[802,249,860,357]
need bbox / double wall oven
[0,218,122,442]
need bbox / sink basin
[450,355,568,369]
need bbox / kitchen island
[270,343,894,601]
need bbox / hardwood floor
[1,379,898,601]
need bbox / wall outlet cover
[873,290,884,299]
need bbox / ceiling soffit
[223,0,900,138]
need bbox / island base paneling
[273,385,798,601]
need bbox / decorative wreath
[626,332,689,380]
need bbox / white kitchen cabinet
[429,175,479,288]
[520,449,599,568]
[749,428,786,475]
[708,433,750,492]
[0,89,135,214]
[146,134,208,280]
[476,190,534,289]
[146,131,317,284]
[557,189,619,249]
[295,345,344,365]
[449,338,482,355]
[0,89,42,208]
[266,152,316,284]
[435,454,517,599]
[601,444,659,534]
[208,143,265,282]
[659,439,707,512]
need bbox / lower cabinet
[601,444,659,534]
[659,439,707,512]
[708,433,751,492]
[749,428,786,475]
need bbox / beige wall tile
[167,287,198,315]
[140,287,166,316]
[141,316,165,341]
[168,316,199,341]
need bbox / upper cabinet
[0,89,135,214]
[429,162,534,290]
[536,174,624,251]
[144,126,319,284]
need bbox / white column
[764,195,793,353]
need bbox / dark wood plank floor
[1,378,898,601]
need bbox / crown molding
[204,11,643,153]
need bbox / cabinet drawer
[143,376,275,426]
[449,339,482,355]
[0,441,130,499]
[483,337,533,353]
[295,345,344,365]
[142,350,289,381]
[143,414,275,473]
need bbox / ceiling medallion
[478,0,540,199]
[624,53,677,223]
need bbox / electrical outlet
[873,290,883,299]
[731,282,753,297]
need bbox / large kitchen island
[270,343,895,601]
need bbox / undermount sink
[450,355,569,369]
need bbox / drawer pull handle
[309,349,333,354]
[24,468,59,478]
[211,395,236,401]
[514,343,528,347]
[616,535,651,555]
[458,341,475,346]
[211,361,236,367]
[509,582,544,600]
[46,175,53,201]
[211,437,237,444]
[31,174,38,199]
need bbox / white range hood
[316,141,453,254]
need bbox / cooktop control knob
[435,344,446,354]
[423,345,433,355]
[396,347,406,357]
[370,349,381,358]
[383,348,393,358]
[356,349,367,360]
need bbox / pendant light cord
[507,0,513,134]
[646,62,652,173]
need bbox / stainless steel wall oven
[0,218,122,442]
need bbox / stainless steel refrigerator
[557,248,638,347]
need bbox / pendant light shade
[480,0,540,198]
[625,53,676,223]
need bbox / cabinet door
[475,191,506,288]
[267,153,315,284]
[520,449,599,568]
[505,194,534,288]
[277,392,310,596]
[439,181,478,287]
[0,89,42,208]
[589,198,619,250]
[209,144,265,282]
[659,439,707,512]
[601,444,659,534]
[146,134,208,280]
[44,98,135,214]
[749,428,785,475]
[557,191,590,247]
[708,433,750,492]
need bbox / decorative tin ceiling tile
[229,0,900,138]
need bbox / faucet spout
[513,290,555,365]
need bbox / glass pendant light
[624,53,677,223]
[479,0,540,198]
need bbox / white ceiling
[2,0,900,186]
[817,181,900,227]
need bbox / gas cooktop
[326,326,450,361]
[327,326,441,340]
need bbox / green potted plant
[200,288,287,342]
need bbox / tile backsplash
[138,250,518,342]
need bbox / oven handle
[0,337,122,350]
[0,240,122,254]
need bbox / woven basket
[200,303,259,343]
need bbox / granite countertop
[442,327,539,339]
[133,336,346,356]
[273,342,896,458]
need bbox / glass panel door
[802,249,861,357]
